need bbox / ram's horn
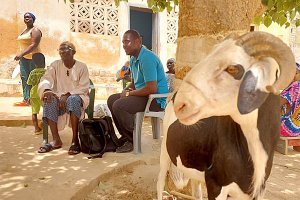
[236,31,295,94]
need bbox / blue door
[130,7,153,51]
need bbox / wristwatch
[125,91,130,97]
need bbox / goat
[157,31,295,200]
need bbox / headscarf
[24,12,36,23]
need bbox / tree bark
[175,0,265,80]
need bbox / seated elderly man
[37,41,90,155]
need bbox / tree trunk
[175,0,265,80]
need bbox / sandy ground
[0,122,161,200]
[85,150,300,200]
[0,97,159,200]
[85,160,159,200]
[0,97,300,200]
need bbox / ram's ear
[237,70,268,114]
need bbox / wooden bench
[276,136,300,155]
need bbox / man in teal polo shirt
[107,29,168,153]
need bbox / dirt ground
[0,97,300,200]
[85,151,300,200]
[85,160,158,200]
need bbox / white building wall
[258,20,300,63]
[294,25,300,63]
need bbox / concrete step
[0,79,22,96]
[0,119,33,127]
[0,79,123,99]
[0,97,109,127]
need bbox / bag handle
[87,152,104,159]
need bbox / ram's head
[174,32,295,125]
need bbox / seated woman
[116,61,131,89]
[280,63,300,137]
[37,41,90,155]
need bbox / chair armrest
[149,93,169,98]
[144,93,169,113]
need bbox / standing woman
[14,12,42,106]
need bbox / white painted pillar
[158,11,168,71]
[294,25,300,63]
[118,1,130,66]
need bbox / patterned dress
[280,81,300,137]
[27,68,46,114]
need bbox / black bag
[79,116,120,159]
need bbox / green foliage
[65,0,299,28]
[58,0,74,3]
[254,0,300,28]
[115,0,299,27]
[114,0,127,6]
[114,0,178,12]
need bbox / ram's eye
[225,64,244,80]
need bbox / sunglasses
[58,47,73,53]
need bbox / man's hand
[120,88,133,98]
[59,93,71,110]
[120,90,128,98]
[43,90,57,104]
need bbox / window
[167,10,178,44]
[70,0,119,36]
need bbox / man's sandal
[38,143,61,153]
[68,144,81,155]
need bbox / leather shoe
[116,141,133,153]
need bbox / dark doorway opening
[130,7,153,50]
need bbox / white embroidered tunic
[38,60,90,130]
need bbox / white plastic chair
[133,93,169,154]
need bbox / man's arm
[121,77,157,98]
[127,81,157,97]
[38,63,56,99]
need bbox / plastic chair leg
[43,121,48,144]
[151,117,161,139]
[133,112,144,154]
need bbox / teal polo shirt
[130,46,168,108]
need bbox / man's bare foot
[50,140,63,148]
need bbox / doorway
[130,7,153,51]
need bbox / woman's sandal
[68,144,81,155]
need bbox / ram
[157,31,295,200]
